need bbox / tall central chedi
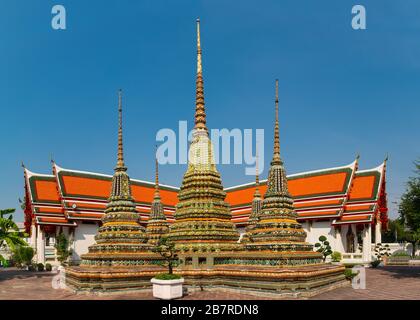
[168,19,240,253]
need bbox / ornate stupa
[245,148,262,232]
[243,80,315,255]
[203,80,347,297]
[80,90,150,266]
[66,91,165,291]
[167,19,240,254]
[145,152,169,245]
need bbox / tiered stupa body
[65,91,165,291]
[145,156,169,245]
[167,19,240,253]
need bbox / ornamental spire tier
[77,90,150,267]
[244,80,316,255]
[168,19,240,252]
[146,149,169,245]
[245,145,262,231]
[194,18,207,132]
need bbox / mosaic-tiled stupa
[145,154,169,245]
[65,91,165,291]
[245,152,263,232]
[200,80,347,296]
[167,19,240,254]
[243,80,317,256]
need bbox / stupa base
[65,265,167,292]
[179,263,347,298]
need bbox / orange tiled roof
[24,159,387,228]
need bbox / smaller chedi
[145,153,169,245]
[65,91,166,291]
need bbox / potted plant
[371,243,391,268]
[151,237,184,300]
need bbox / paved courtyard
[0,266,419,300]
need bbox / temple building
[21,19,388,289]
[22,153,388,267]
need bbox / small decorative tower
[168,19,240,253]
[245,80,315,254]
[146,149,169,245]
[80,90,150,266]
[246,146,262,231]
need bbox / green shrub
[55,233,73,266]
[331,251,341,262]
[370,260,381,268]
[28,263,37,271]
[344,269,358,280]
[37,263,44,271]
[12,246,34,267]
[154,273,182,280]
[314,235,332,262]
[392,251,410,257]
[45,263,52,271]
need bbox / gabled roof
[227,159,358,222]
[332,161,387,226]
[52,162,178,221]
[24,158,388,228]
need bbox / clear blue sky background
[1,1,419,221]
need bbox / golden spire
[254,142,261,198]
[154,146,160,199]
[116,89,126,171]
[272,79,281,163]
[194,18,207,131]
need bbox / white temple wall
[72,222,98,262]
[302,220,339,250]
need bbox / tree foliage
[54,232,72,265]
[314,235,332,262]
[12,245,34,267]
[399,160,420,231]
[398,159,420,257]
[152,236,181,275]
[0,208,28,265]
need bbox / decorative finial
[194,18,207,131]
[50,154,54,164]
[254,142,261,198]
[272,79,281,162]
[384,154,389,162]
[21,161,25,168]
[196,18,201,74]
[116,89,126,170]
[356,153,360,160]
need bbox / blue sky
[1,1,419,221]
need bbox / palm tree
[0,208,28,265]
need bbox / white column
[36,225,45,264]
[375,220,382,244]
[335,227,343,253]
[352,225,358,252]
[362,224,372,263]
[30,223,37,248]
